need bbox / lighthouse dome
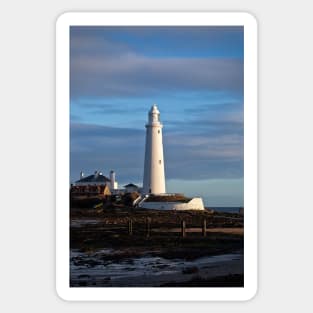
[148,104,161,124]
[150,104,160,114]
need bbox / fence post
[128,218,133,235]
[146,217,151,238]
[181,220,186,237]
[202,219,207,237]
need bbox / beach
[70,206,244,287]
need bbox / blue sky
[70,26,244,207]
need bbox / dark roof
[124,183,138,188]
[76,173,110,183]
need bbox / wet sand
[70,207,244,287]
[70,249,243,287]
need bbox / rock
[182,266,199,274]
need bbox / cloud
[70,113,83,122]
[163,130,243,180]
[70,53,243,98]
[73,99,149,116]
[164,115,243,137]
[70,26,244,59]
[69,27,244,192]
[70,32,131,57]
[70,27,243,99]
[70,123,146,183]
[70,122,243,184]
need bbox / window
[158,130,160,134]
[159,160,162,164]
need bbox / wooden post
[202,219,207,237]
[128,219,133,235]
[181,220,186,237]
[146,217,151,238]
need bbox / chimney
[110,170,116,190]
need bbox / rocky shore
[70,206,244,287]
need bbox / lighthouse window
[159,160,162,164]
[158,130,160,134]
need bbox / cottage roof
[76,173,110,183]
[124,183,138,188]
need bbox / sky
[70,26,244,207]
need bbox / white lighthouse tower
[143,104,166,194]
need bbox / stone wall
[139,197,204,211]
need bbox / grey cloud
[70,123,145,183]
[70,113,83,122]
[70,35,131,58]
[164,119,243,137]
[73,100,149,115]
[70,53,243,98]
[70,122,243,183]
[183,101,242,114]
[164,132,243,161]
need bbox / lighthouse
[143,104,166,194]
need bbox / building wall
[74,182,107,186]
[139,197,204,211]
[70,184,111,196]
[108,181,118,190]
